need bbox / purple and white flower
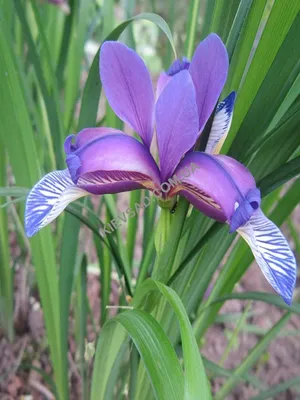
[25,34,297,304]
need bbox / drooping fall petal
[66,134,161,191]
[100,41,154,148]
[155,70,199,181]
[64,127,124,154]
[189,33,229,133]
[25,170,88,237]
[169,152,258,226]
[26,133,161,236]
[238,209,296,305]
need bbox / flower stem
[154,207,173,256]
[152,198,189,283]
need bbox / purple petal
[155,70,199,181]
[216,155,256,195]
[25,170,88,237]
[64,127,124,154]
[167,57,190,76]
[170,152,258,225]
[189,33,229,133]
[156,72,171,99]
[230,201,254,233]
[76,170,153,195]
[230,188,261,233]
[238,209,297,305]
[156,58,191,100]
[100,41,154,148]
[66,134,161,191]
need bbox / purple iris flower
[25,34,296,304]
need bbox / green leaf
[185,0,201,59]
[210,0,240,43]
[206,292,300,316]
[0,187,29,197]
[224,0,300,152]
[225,0,254,60]
[258,155,300,196]
[134,279,212,400]
[203,357,265,390]
[127,190,141,267]
[63,0,94,130]
[168,222,224,286]
[0,147,14,341]
[0,17,64,399]
[230,10,300,159]
[249,377,300,400]
[76,254,88,400]
[223,0,266,95]
[91,310,184,400]
[90,322,129,400]
[14,0,65,168]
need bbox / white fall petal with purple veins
[237,209,296,305]
[25,170,88,237]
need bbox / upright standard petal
[155,70,199,181]
[156,72,171,99]
[205,91,236,154]
[66,134,161,193]
[238,209,297,305]
[169,152,258,226]
[25,170,88,237]
[156,58,190,99]
[167,57,190,76]
[189,34,229,133]
[100,41,154,148]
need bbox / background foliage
[0,0,299,398]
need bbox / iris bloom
[25,34,296,304]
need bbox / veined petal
[66,134,161,190]
[170,152,258,225]
[238,209,297,305]
[205,91,236,154]
[189,33,229,133]
[25,170,88,237]
[155,70,199,181]
[100,41,154,148]
[64,127,124,154]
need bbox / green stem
[152,198,189,283]
[154,207,173,256]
